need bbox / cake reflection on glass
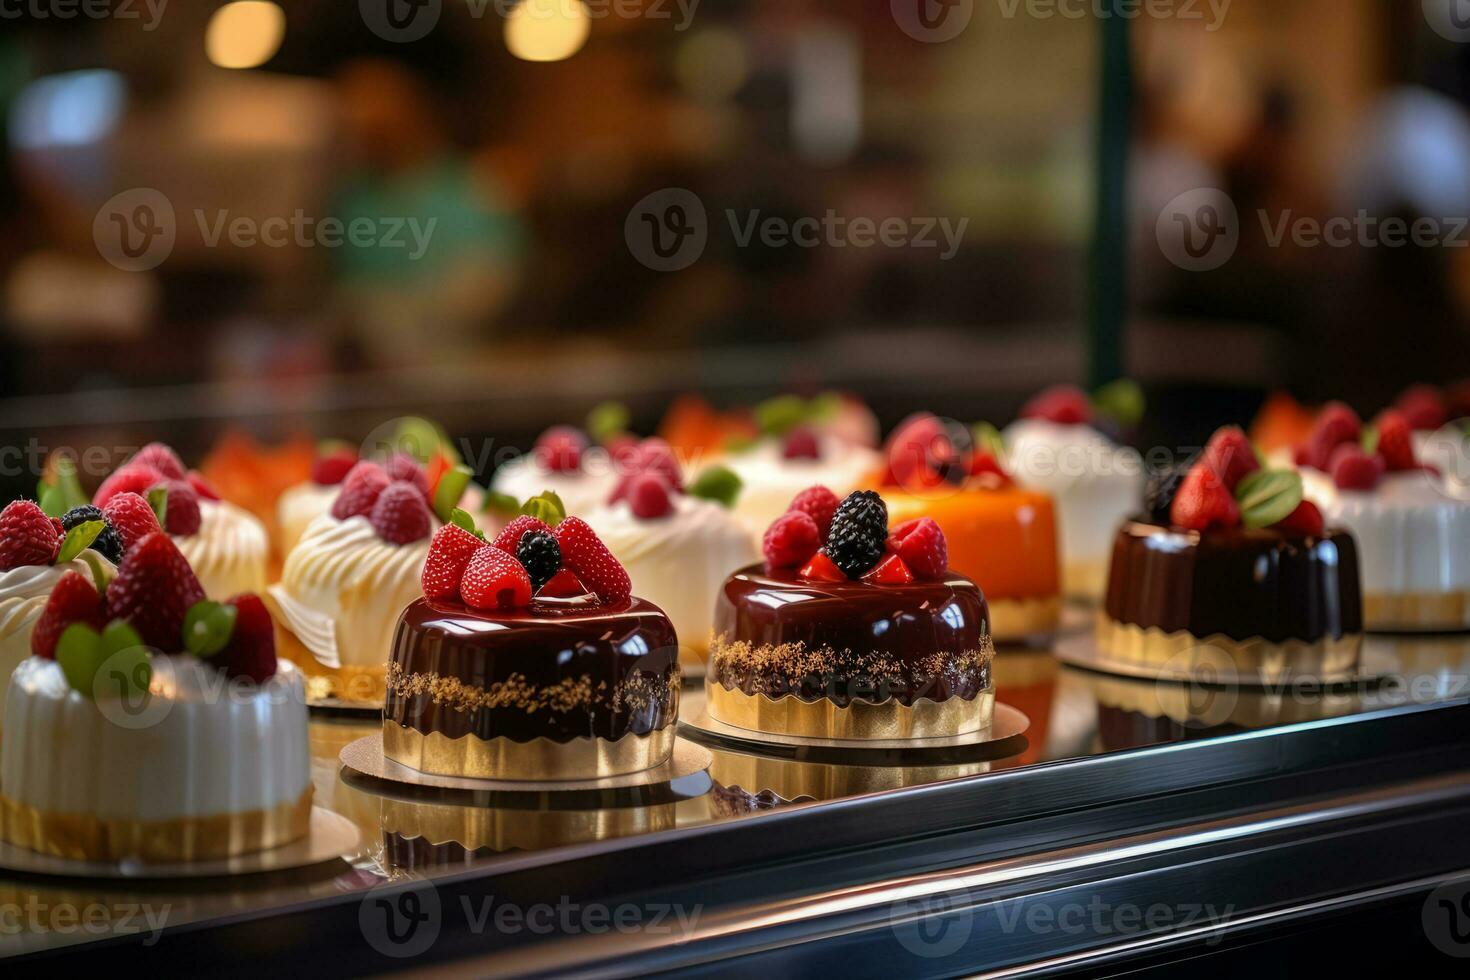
[707,488,995,740]
[384,508,679,779]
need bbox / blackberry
[1143,460,1193,524]
[826,490,888,578]
[516,530,561,591]
[60,505,124,564]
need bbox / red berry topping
[459,545,533,610]
[883,413,957,492]
[1330,444,1385,491]
[0,500,60,570]
[1275,499,1325,536]
[105,532,206,651]
[131,443,186,480]
[554,517,631,603]
[1021,385,1092,425]
[1202,426,1260,490]
[311,449,359,486]
[798,551,846,583]
[215,594,277,682]
[968,451,1012,486]
[330,462,390,520]
[186,471,221,501]
[422,524,484,600]
[538,568,589,598]
[628,472,674,519]
[1169,463,1241,531]
[787,485,840,541]
[1375,410,1417,472]
[491,514,552,556]
[1303,402,1361,471]
[605,434,640,465]
[369,481,433,544]
[102,492,164,552]
[862,552,915,585]
[762,511,821,569]
[535,426,587,474]
[384,453,430,497]
[1395,384,1448,431]
[93,464,164,509]
[158,478,202,536]
[31,570,107,659]
[889,517,948,580]
[781,425,821,461]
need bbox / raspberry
[862,552,914,585]
[1202,426,1259,490]
[384,453,430,498]
[0,500,60,570]
[1330,444,1384,491]
[186,471,221,501]
[967,451,1011,486]
[422,524,484,600]
[60,505,124,564]
[554,517,631,603]
[330,462,390,520]
[459,545,533,610]
[1275,499,1325,536]
[535,426,587,473]
[158,479,202,536]
[781,425,821,461]
[1169,463,1240,531]
[762,511,821,569]
[311,449,358,486]
[94,464,164,509]
[889,517,948,580]
[628,472,673,519]
[31,570,107,659]
[131,443,186,480]
[825,490,888,578]
[102,492,163,552]
[883,414,957,492]
[105,532,206,651]
[788,486,840,541]
[1395,384,1447,431]
[492,515,552,556]
[610,439,684,502]
[516,530,562,591]
[369,481,433,544]
[1375,410,1417,472]
[1304,402,1361,471]
[213,594,277,682]
[1021,385,1092,425]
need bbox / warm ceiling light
[505,0,591,63]
[206,1,286,70]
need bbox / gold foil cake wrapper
[378,796,675,856]
[382,723,677,779]
[1094,615,1362,682]
[1363,590,1470,632]
[988,595,1062,641]
[704,683,994,739]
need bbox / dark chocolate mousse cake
[1099,426,1363,680]
[384,511,679,779]
[707,489,995,739]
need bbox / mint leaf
[432,464,474,524]
[1236,469,1303,529]
[1092,378,1146,429]
[587,401,631,444]
[55,520,104,565]
[57,623,103,696]
[1361,425,1379,456]
[38,455,88,518]
[521,490,566,526]
[809,392,842,422]
[481,490,520,518]
[38,482,67,519]
[77,551,113,591]
[449,507,485,540]
[392,416,459,466]
[183,600,237,657]
[688,465,742,507]
[753,395,810,437]
[971,421,1006,459]
[147,485,169,526]
[96,621,151,701]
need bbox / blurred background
[1,0,1469,497]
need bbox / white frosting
[276,482,339,556]
[586,495,760,654]
[175,500,269,599]
[492,452,621,516]
[0,558,115,729]
[1416,426,1470,494]
[721,438,880,537]
[1003,420,1144,582]
[2,656,310,821]
[269,514,428,670]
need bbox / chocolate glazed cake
[707,566,995,739]
[383,595,680,779]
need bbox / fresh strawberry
[762,511,821,569]
[1275,499,1325,536]
[102,492,163,551]
[1303,402,1362,471]
[131,443,186,480]
[105,532,205,650]
[882,413,956,492]
[1021,385,1091,425]
[186,470,221,501]
[368,481,432,544]
[384,453,430,498]
[1169,463,1241,531]
[0,500,60,570]
[862,552,914,585]
[788,486,840,541]
[459,545,533,610]
[1395,384,1447,431]
[491,514,552,555]
[554,517,631,602]
[93,464,163,508]
[422,524,483,600]
[31,570,107,659]
[1330,444,1384,491]
[889,517,948,580]
[1375,410,1417,472]
[214,594,277,682]
[157,478,201,536]
[1202,426,1260,490]
[330,462,390,520]
[628,472,673,519]
[535,426,587,473]
[311,449,358,486]
[798,551,846,582]
[781,425,821,461]
[538,568,589,598]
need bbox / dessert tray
[0,806,360,880]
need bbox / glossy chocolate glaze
[1103,520,1363,643]
[385,595,679,744]
[710,564,992,706]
